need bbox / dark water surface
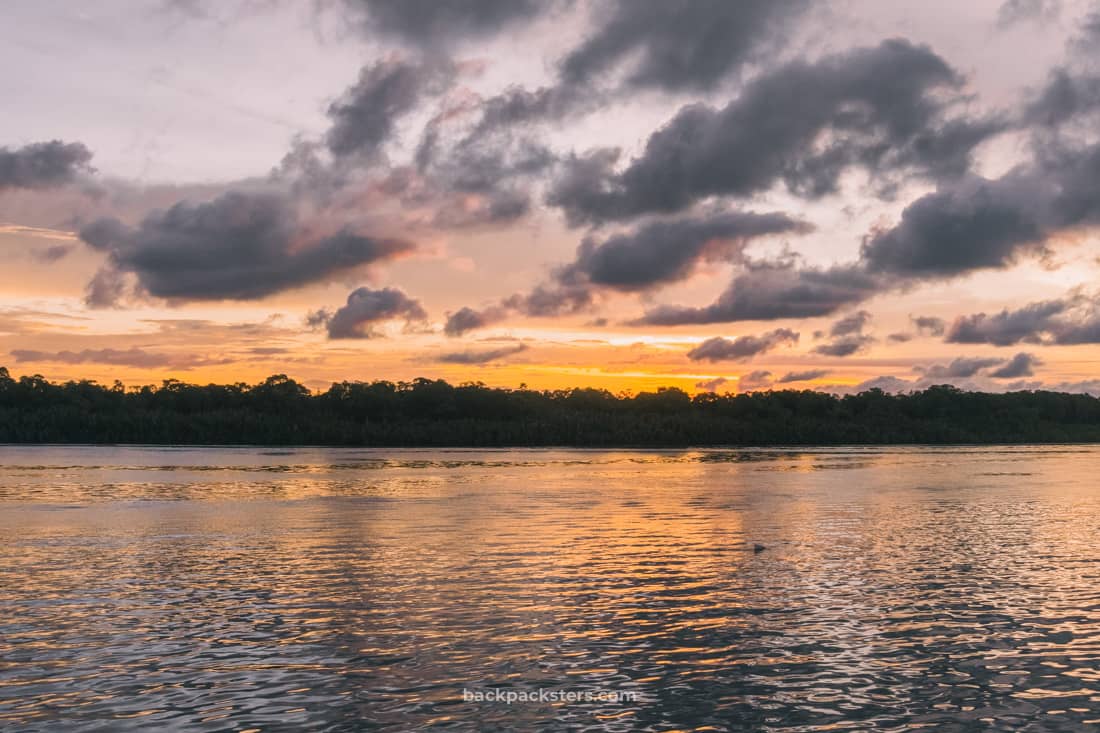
[2,445,1099,731]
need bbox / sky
[1,0,1100,395]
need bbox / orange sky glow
[2,0,1100,396]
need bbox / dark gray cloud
[989,351,1041,378]
[1045,141,1100,228]
[917,356,1004,378]
[80,191,413,305]
[283,53,550,232]
[342,0,549,44]
[326,59,452,160]
[997,0,1060,27]
[1022,6,1100,124]
[945,292,1100,346]
[1076,9,1100,53]
[561,0,809,92]
[1053,315,1100,344]
[399,84,569,230]
[371,161,542,231]
[84,267,128,309]
[311,286,427,339]
[828,310,871,337]
[9,347,223,369]
[860,173,1051,277]
[813,335,874,357]
[504,283,593,317]
[551,39,1000,225]
[1024,67,1100,128]
[31,244,75,263]
[739,370,774,390]
[433,136,553,195]
[639,260,883,325]
[557,210,809,292]
[777,369,830,384]
[443,305,507,337]
[465,84,587,140]
[686,329,799,362]
[695,376,730,392]
[946,300,1064,345]
[887,332,914,343]
[416,137,554,227]
[914,352,1041,380]
[311,4,576,234]
[814,310,874,356]
[0,140,93,191]
[913,315,946,336]
[436,343,528,364]
[442,283,592,337]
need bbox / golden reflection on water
[1,446,1099,731]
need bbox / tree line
[1,367,1099,446]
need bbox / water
[1,445,1099,731]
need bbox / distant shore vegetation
[2,367,1099,446]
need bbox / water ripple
[0,445,1098,730]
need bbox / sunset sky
[2,0,1100,394]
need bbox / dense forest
[2,367,1100,446]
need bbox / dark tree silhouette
[0,367,1099,446]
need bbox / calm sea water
[2,445,1099,731]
